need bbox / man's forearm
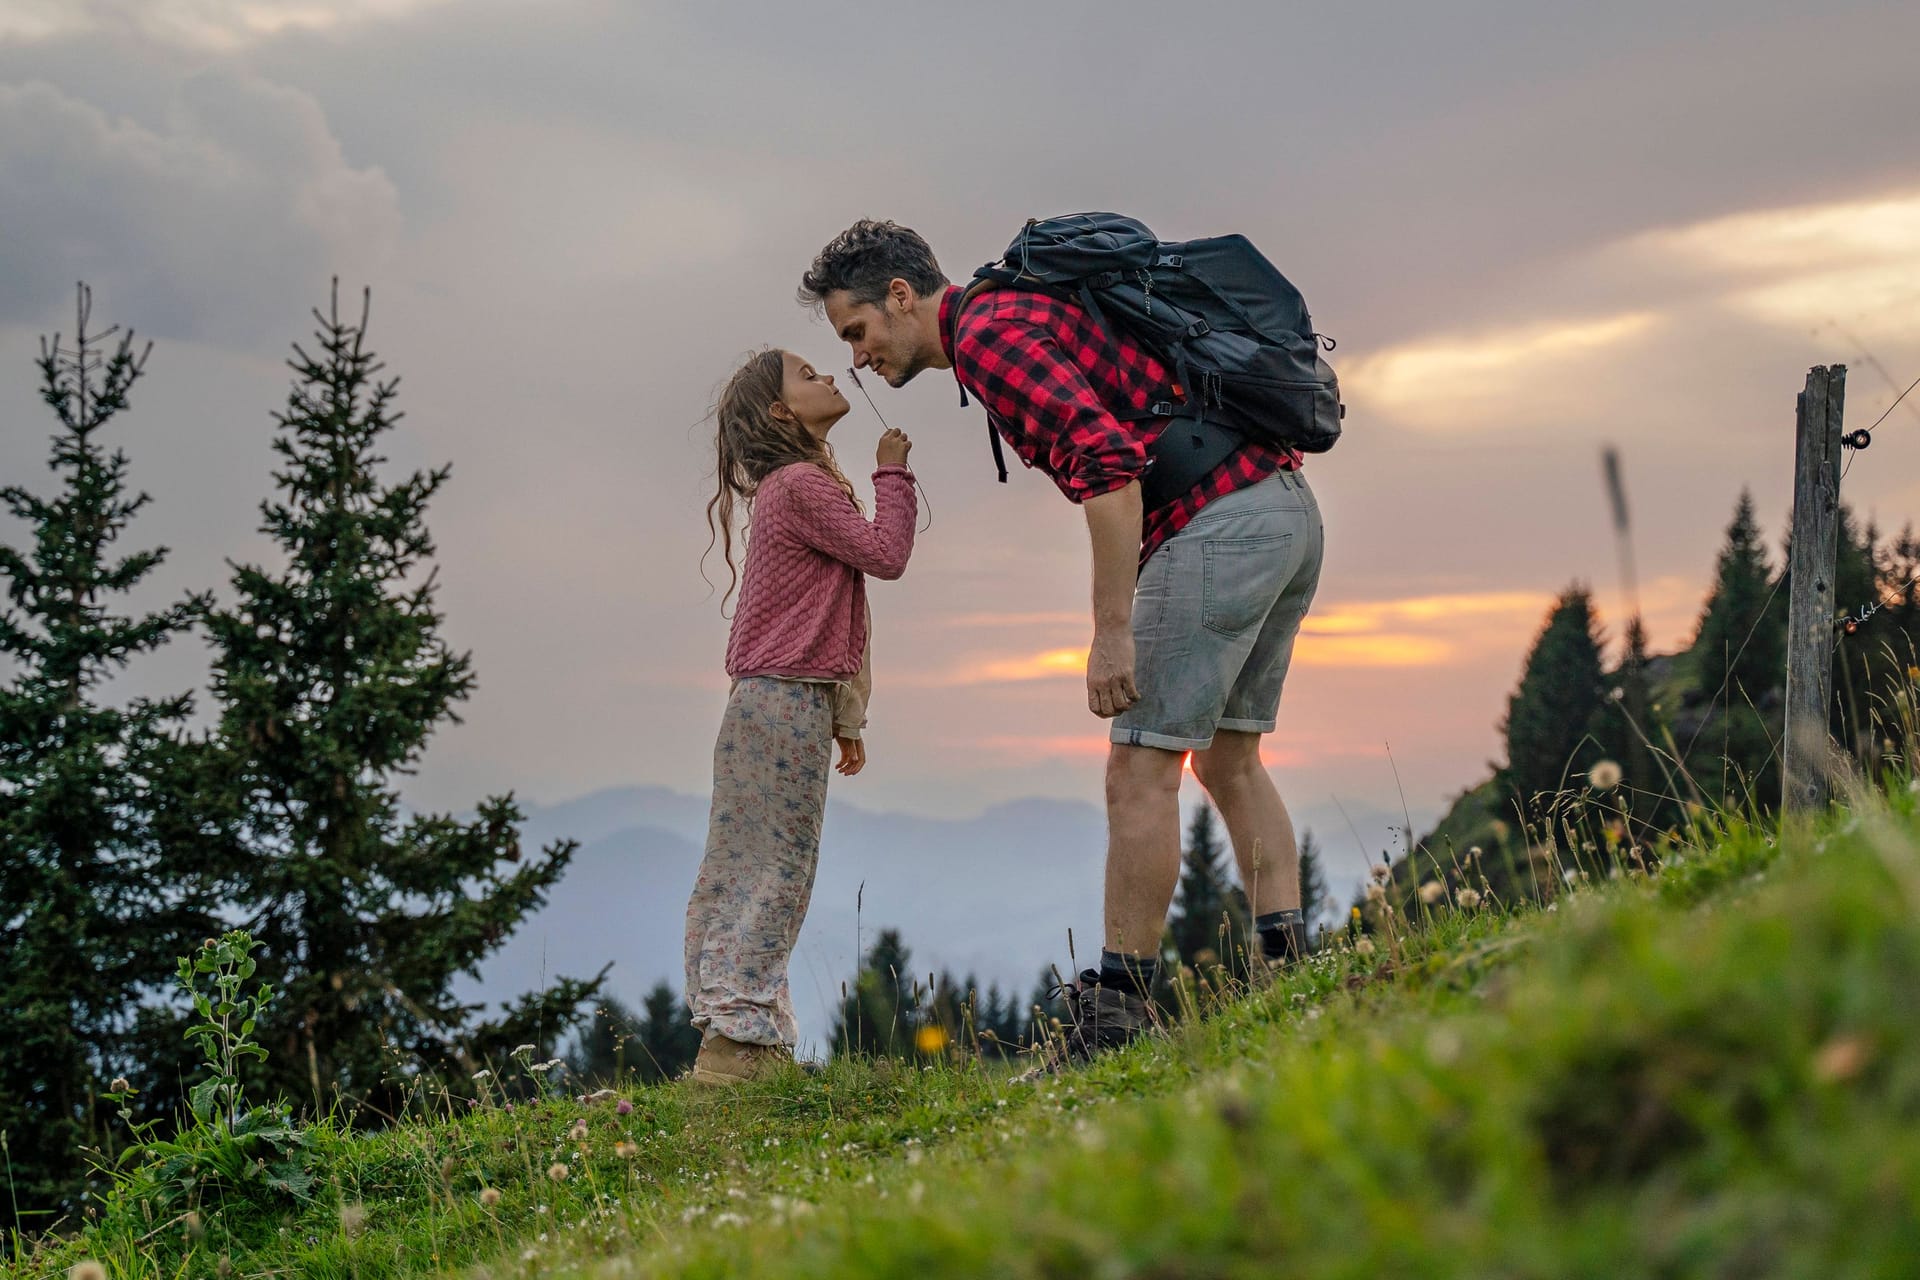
[1083,482,1143,629]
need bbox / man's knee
[1105,744,1183,810]
[1191,731,1264,794]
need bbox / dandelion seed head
[1418,881,1445,905]
[1368,863,1391,882]
[339,1203,368,1237]
[1354,937,1376,958]
[1457,888,1483,909]
[1587,760,1623,791]
[70,1263,108,1280]
[548,1163,569,1182]
[480,1187,502,1207]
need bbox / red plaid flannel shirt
[939,284,1300,562]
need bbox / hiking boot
[1015,970,1152,1080]
[689,1033,792,1086]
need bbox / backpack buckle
[1157,253,1184,268]
[1186,319,1211,338]
[1150,400,1175,416]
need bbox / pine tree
[630,982,702,1084]
[1500,584,1613,806]
[200,284,599,1118]
[0,288,214,1226]
[832,929,916,1057]
[1296,829,1328,943]
[567,994,644,1083]
[1167,802,1250,970]
[1694,490,1784,706]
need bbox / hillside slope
[12,787,1919,1279]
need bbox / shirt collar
[937,284,962,365]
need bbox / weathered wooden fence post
[1782,364,1847,813]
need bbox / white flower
[512,1044,537,1056]
[471,1069,491,1081]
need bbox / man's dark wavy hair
[797,220,949,313]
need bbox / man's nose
[853,349,872,368]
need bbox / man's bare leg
[1191,729,1301,928]
[1102,742,1187,962]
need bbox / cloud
[0,0,459,48]
[0,71,400,344]
[1344,312,1660,434]
[1622,189,1920,328]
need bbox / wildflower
[712,1212,748,1228]
[1369,863,1391,882]
[1418,881,1445,905]
[1814,1035,1870,1083]
[512,1043,536,1055]
[613,1141,638,1158]
[544,1058,566,1073]
[70,1263,107,1280]
[1364,881,1386,904]
[480,1187,502,1207]
[530,1061,553,1074]
[472,1069,492,1081]
[548,1163,570,1182]
[568,1119,589,1142]
[1457,888,1483,910]
[339,1203,368,1237]
[1354,937,1376,958]
[108,1077,131,1095]
[616,1099,633,1115]
[1350,906,1361,922]
[1587,760,1623,791]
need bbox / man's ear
[888,277,916,313]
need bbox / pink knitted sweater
[725,462,917,680]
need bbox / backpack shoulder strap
[945,277,1010,483]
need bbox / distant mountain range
[459,785,1410,1054]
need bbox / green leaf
[188,1077,221,1124]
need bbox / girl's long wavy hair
[704,347,859,610]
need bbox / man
[799,219,1324,1067]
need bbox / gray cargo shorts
[1112,469,1323,752]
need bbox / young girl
[684,347,916,1084]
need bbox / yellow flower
[914,1024,950,1055]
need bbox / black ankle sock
[1256,909,1309,963]
[1098,949,1159,997]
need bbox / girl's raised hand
[834,736,867,777]
[876,427,912,468]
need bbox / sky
[3,0,1919,847]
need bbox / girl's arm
[778,464,917,580]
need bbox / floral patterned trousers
[684,677,833,1047]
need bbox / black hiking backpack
[960,212,1342,509]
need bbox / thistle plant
[178,931,274,1127]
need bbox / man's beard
[885,348,930,387]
